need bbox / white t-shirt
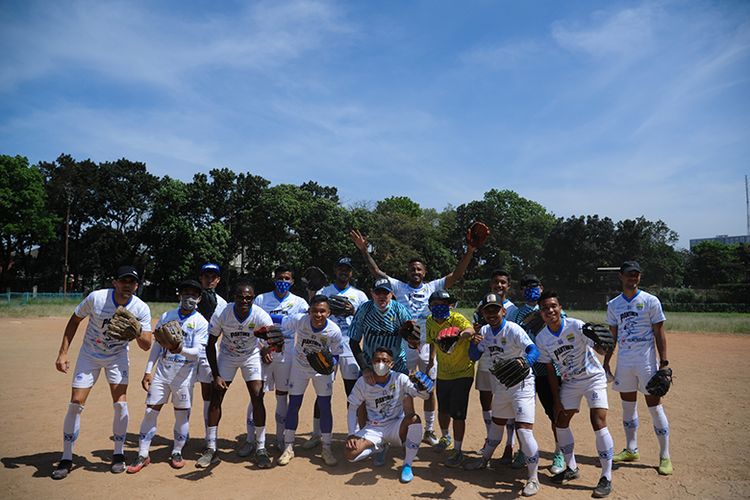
[477,299,518,371]
[74,289,152,359]
[477,320,535,391]
[607,290,666,364]
[317,283,369,357]
[254,291,309,342]
[347,371,426,427]
[282,313,344,375]
[387,276,447,341]
[536,317,605,383]
[148,308,208,380]
[210,303,273,358]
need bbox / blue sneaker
[373,444,390,467]
[400,464,414,483]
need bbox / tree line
[2,154,748,309]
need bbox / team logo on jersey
[500,339,507,345]
[566,333,575,342]
[389,384,396,391]
[636,302,644,310]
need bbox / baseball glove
[302,266,328,292]
[521,310,546,336]
[307,346,335,375]
[398,320,421,349]
[472,308,486,328]
[646,367,673,397]
[436,326,462,354]
[466,221,490,248]
[329,295,354,317]
[107,306,142,341]
[410,370,434,393]
[490,357,530,388]
[254,325,285,352]
[581,323,616,353]
[198,288,218,320]
[154,320,183,352]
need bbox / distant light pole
[62,187,72,295]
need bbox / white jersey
[387,276,446,341]
[477,299,518,371]
[347,371,426,426]
[74,289,152,359]
[210,303,273,358]
[283,313,343,374]
[477,320,535,390]
[607,290,666,364]
[254,291,308,342]
[536,317,605,383]
[148,308,208,381]
[317,283,369,357]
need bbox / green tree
[685,241,743,288]
[612,217,683,287]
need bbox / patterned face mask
[430,304,451,320]
[180,296,199,311]
[524,286,541,302]
[373,362,390,376]
[275,280,292,294]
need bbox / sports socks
[173,409,189,454]
[245,401,256,444]
[482,410,492,433]
[351,447,374,462]
[206,426,218,451]
[255,425,266,450]
[138,407,159,457]
[62,403,84,460]
[505,419,516,448]
[556,426,577,470]
[318,396,333,446]
[595,427,614,480]
[516,428,539,480]
[404,423,422,466]
[622,400,639,452]
[482,422,504,459]
[275,394,288,443]
[113,402,128,455]
[649,404,670,459]
[424,411,435,432]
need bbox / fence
[1,292,84,306]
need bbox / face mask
[524,286,541,302]
[275,280,292,294]
[373,362,390,376]
[180,296,199,311]
[430,304,450,320]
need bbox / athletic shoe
[195,448,218,468]
[400,464,414,483]
[126,455,150,474]
[658,458,673,476]
[499,446,513,465]
[254,448,272,469]
[551,466,580,485]
[592,476,612,498]
[321,447,338,466]
[444,450,464,468]
[277,447,294,466]
[522,478,540,497]
[422,430,439,446]
[51,459,73,480]
[435,435,453,452]
[463,456,489,471]
[301,434,321,450]
[170,452,185,469]
[373,444,389,467]
[550,451,565,475]
[237,440,256,458]
[110,454,127,474]
[511,450,527,469]
[612,448,639,462]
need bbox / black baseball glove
[490,357,530,388]
[254,325,285,352]
[398,320,421,349]
[307,346,336,375]
[646,367,673,397]
[581,323,616,353]
[329,295,354,317]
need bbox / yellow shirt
[426,311,475,380]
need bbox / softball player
[52,265,152,480]
[127,280,208,472]
[604,261,672,476]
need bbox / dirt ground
[1,317,748,499]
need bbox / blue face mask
[275,280,292,294]
[524,286,541,302]
[430,304,451,320]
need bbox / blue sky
[2,0,749,249]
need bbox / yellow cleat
[612,448,640,462]
[658,457,673,475]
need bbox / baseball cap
[480,293,504,310]
[620,261,641,273]
[372,278,393,293]
[200,262,221,274]
[520,274,541,288]
[336,257,353,268]
[178,279,202,294]
[429,289,457,304]
[116,265,139,281]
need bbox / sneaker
[126,455,150,474]
[500,446,513,465]
[301,434,321,450]
[400,464,414,483]
[612,448,639,462]
[51,459,73,480]
[321,447,338,466]
[511,450,527,469]
[463,456,489,471]
[658,457,673,476]
[195,448,218,468]
[373,444,389,467]
[435,435,453,452]
[552,466,580,485]
[550,451,565,475]
[592,476,612,498]
[277,447,294,466]
[111,454,127,474]
[522,478,540,497]
[422,430,439,446]
[254,448,272,469]
[445,450,464,468]
[237,440,256,458]
[170,452,185,469]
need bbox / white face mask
[180,296,199,312]
[373,361,390,376]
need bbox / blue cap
[620,261,641,273]
[200,263,221,274]
[372,278,393,293]
[336,257,353,268]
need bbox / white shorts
[72,350,129,389]
[146,374,193,409]
[560,375,608,411]
[195,357,213,385]
[288,363,334,397]
[355,418,404,448]
[475,369,493,392]
[491,384,536,424]
[613,361,658,394]
[263,355,292,393]
[218,352,262,383]
[337,356,361,381]
[406,343,437,379]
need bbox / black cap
[480,293,504,310]
[429,289,457,305]
[520,274,541,287]
[372,278,393,292]
[116,265,139,281]
[620,261,641,273]
[178,279,202,294]
[336,257,353,268]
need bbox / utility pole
[746,174,749,236]
[62,188,72,294]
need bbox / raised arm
[443,244,476,289]
[350,229,387,280]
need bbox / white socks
[424,411,435,432]
[62,403,84,460]
[246,401,256,444]
[138,407,159,457]
[173,409,190,454]
[404,423,422,466]
[482,422,505,459]
[622,400,638,452]
[516,428,539,481]
[206,426,218,451]
[556,426,577,470]
[112,402,128,455]
[649,404,670,459]
[595,427,614,480]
